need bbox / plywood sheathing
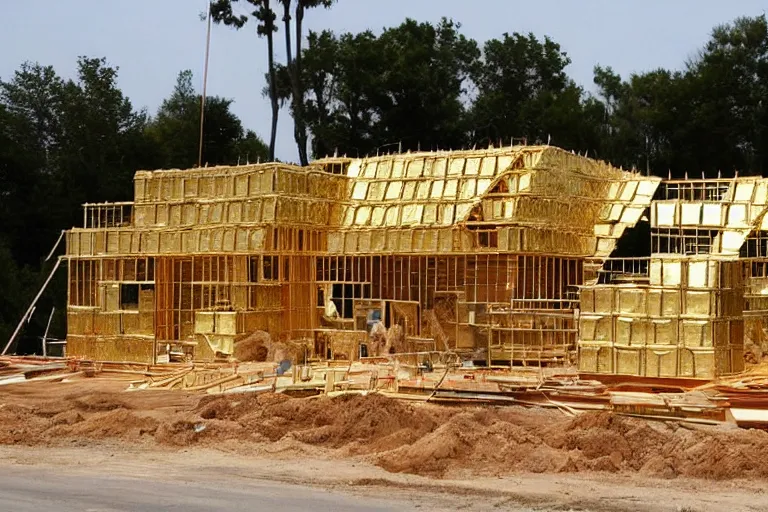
[576,177,768,379]
[63,145,656,366]
[579,257,744,379]
[65,147,656,259]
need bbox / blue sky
[1,0,766,162]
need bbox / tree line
[212,1,765,176]
[0,8,766,351]
[0,59,267,350]
[288,15,767,176]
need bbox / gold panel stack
[578,257,744,379]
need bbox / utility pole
[198,2,212,168]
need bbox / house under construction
[64,144,768,379]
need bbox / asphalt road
[0,465,416,512]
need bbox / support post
[2,258,62,355]
[42,307,55,357]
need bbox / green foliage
[690,15,768,175]
[0,58,266,353]
[293,20,613,157]
[285,13,768,177]
[471,33,572,143]
[210,0,278,36]
[376,18,479,152]
[0,239,36,348]
[234,130,271,164]
[57,58,152,207]
[1,13,767,353]
[592,15,768,176]
[147,70,268,169]
[291,18,479,158]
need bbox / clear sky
[1,0,766,163]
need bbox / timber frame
[64,143,757,380]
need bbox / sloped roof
[335,145,655,232]
[67,144,660,259]
[335,146,540,229]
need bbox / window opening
[120,284,139,310]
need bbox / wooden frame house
[63,145,659,366]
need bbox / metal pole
[42,307,55,357]
[3,258,62,355]
[198,2,212,167]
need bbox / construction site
[6,143,768,510]
[55,143,765,379]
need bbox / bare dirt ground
[2,377,768,511]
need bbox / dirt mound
[155,419,205,446]
[275,393,446,453]
[378,408,568,477]
[195,392,448,450]
[267,341,300,364]
[197,393,291,421]
[234,331,272,362]
[7,381,768,481]
[540,411,768,480]
[51,410,83,426]
[69,393,130,412]
[234,331,303,363]
[234,394,421,447]
[0,404,50,444]
[158,418,250,446]
[50,409,158,442]
[377,408,768,479]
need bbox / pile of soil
[234,331,303,363]
[234,331,272,362]
[3,382,768,481]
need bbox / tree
[234,130,271,163]
[211,0,279,161]
[55,57,152,208]
[0,57,148,263]
[289,29,384,157]
[470,32,597,150]
[591,15,768,177]
[592,65,691,174]
[0,57,153,351]
[277,0,336,166]
[0,67,59,266]
[375,18,479,152]
[0,238,35,351]
[0,58,268,353]
[147,70,268,169]
[287,18,480,158]
[0,98,45,348]
[688,15,768,175]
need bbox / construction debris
[5,353,768,430]
[13,144,768,486]
[5,365,768,482]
